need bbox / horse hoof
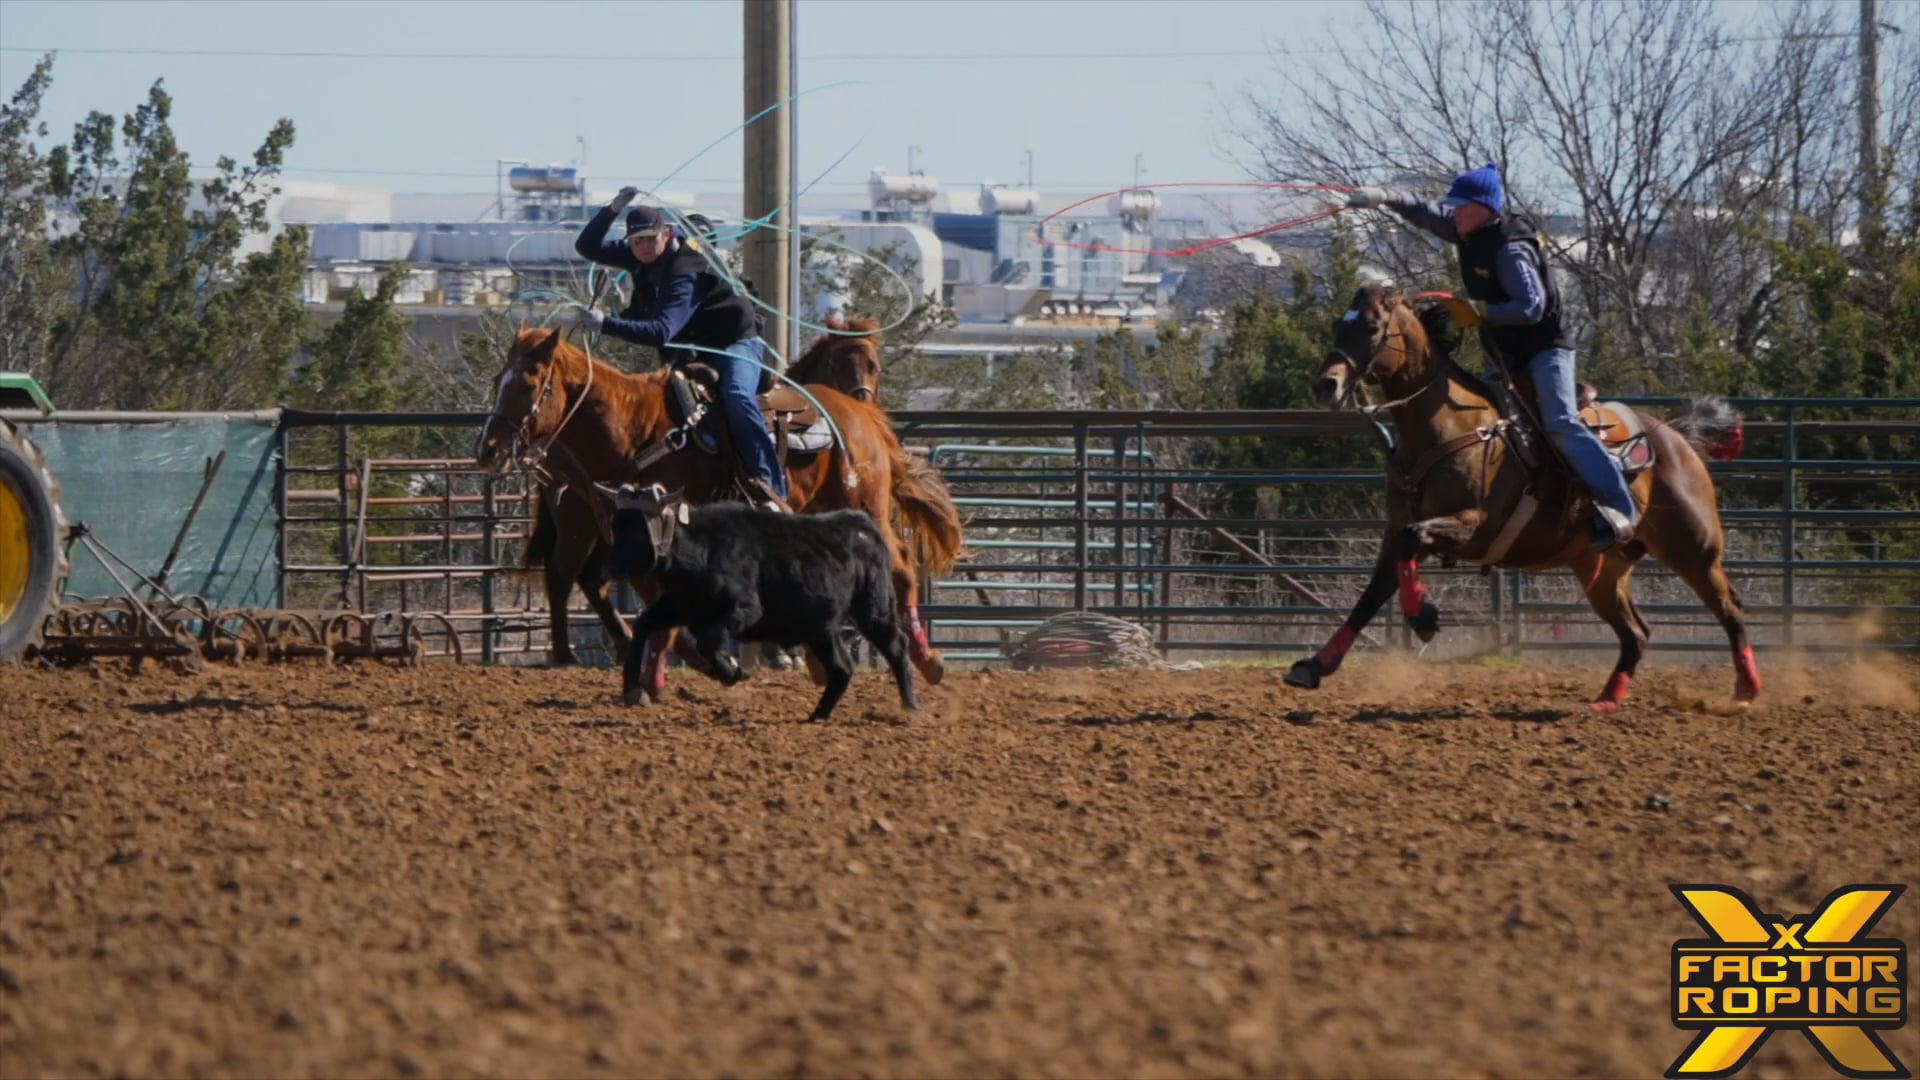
[1409,601,1441,643]
[1283,659,1322,690]
[623,687,646,707]
[1588,700,1621,715]
[916,653,947,686]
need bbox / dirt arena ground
[2,653,1915,1079]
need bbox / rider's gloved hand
[608,186,640,212]
[1346,186,1389,209]
[583,308,606,333]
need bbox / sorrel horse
[1285,285,1759,711]
[785,315,885,404]
[474,325,963,687]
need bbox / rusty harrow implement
[28,523,463,671]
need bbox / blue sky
[0,0,1363,196]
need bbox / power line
[0,33,1861,64]
[3,44,1297,62]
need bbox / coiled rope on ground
[1006,611,1164,671]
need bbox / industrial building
[278,158,1337,359]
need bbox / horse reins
[1334,320,1500,505]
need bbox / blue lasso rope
[501,79,936,461]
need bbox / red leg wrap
[1594,671,1632,708]
[1315,626,1359,676]
[1396,560,1427,619]
[906,603,932,662]
[645,632,672,698]
[1734,644,1762,703]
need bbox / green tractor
[0,373,67,662]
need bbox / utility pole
[1860,0,1882,236]
[785,0,799,366]
[743,0,791,367]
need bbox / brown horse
[784,315,885,403]
[1285,285,1759,711]
[475,326,963,687]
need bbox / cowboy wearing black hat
[575,186,788,509]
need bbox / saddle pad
[1580,401,1657,476]
[684,413,834,455]
[786,428,835,454]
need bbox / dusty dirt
[2,654,1916,1079]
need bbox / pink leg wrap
[1591,671,1631,712]
[1734,644,1762,702]
[1314,626,1358,676]
[906,603,932,662]
[1396,560,1428,619]
[645,631,672,699]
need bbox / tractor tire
[0,419,68,662]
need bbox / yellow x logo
[1669,884,1909,1079]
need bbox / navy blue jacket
[1386,197,1573,362]
[574,207,761,352]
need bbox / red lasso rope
[1030,181,1356,258]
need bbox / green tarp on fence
[6,412,280,608]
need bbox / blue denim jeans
[705,338,787,499]
[1528,348,1637,525]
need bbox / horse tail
[884,438,966,579]
[520,489,556,569]
[1669,395,1745,462]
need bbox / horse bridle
[1328,324,1421,415]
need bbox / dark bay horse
[1286,285,1759,712]
[475,326,963,687]
[784,315,885,404]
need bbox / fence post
[481,474,497,665]
[1783,405,1798,648]
[275,421,289,609]
[336,424,351,610]
[442,477,455,615]
[1112,431,1127,608]
[1510,568,1524,654]
[1074,420,1089,611]
[1488,562,1505,653]
[1135,421,1149,610]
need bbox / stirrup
[747,477,791,513]
[1587,507,1635,553]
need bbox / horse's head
[792,315,883,403]
[835,335,883,403]
[475,324,568,473]
[1313,285,1432,410]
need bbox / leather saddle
[1467,369,1657,479]
[662,364,836,462]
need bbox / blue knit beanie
[1444,162,1505,216]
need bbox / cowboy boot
[748,477,791,513]
[1588,505,1635,552]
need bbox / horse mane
[1394,294,1507,407]
[787,314,884,383]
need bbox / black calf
[602,483,918,721]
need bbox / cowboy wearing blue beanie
[1346,163,1637,551]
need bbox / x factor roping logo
[1669,884,1909,1079]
